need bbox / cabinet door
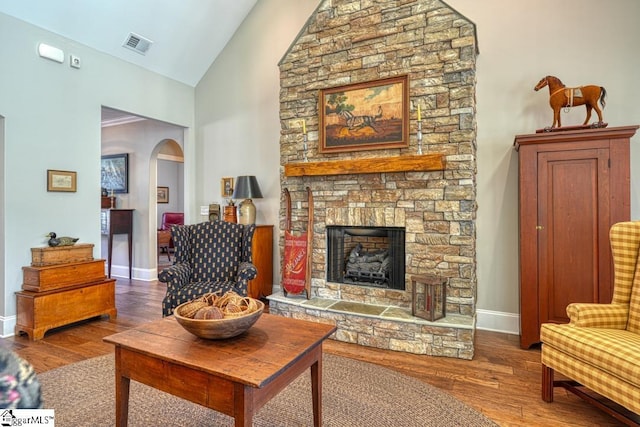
[537,148,611,324]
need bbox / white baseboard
[107,264,158,281]
[476,308,520,335]
[1,316,16,338]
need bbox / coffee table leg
[114,349,131,427]
[234,384,254,427]
[311,349,323,427]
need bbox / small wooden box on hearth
[16,244,117,340]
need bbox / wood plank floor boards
[2,278,625,426]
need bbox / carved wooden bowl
[173,299,264,339]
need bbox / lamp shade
[232,176,263,199]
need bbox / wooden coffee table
[103,313,336,427]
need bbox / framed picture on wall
[47,169,77,192]
[319,75,409,153]
[157,186,169,203]
[221,177,234,198]
[101,153,129,193]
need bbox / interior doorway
[101,107,185,280]
[155,139,184,271]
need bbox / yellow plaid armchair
[159,221,256,317]
[541,221,640,420]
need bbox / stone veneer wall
[277,0,477,358]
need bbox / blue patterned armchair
[159,220,256,317]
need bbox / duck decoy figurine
[46,232,79,247]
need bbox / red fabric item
[282,230,308,295]
[160,212,184,231]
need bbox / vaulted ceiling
[0,0,258,87]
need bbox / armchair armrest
[158,262,192,295]
[237,261,257,282]
[566,303,629,329]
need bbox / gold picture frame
[157,186,169,204]
[319,75,409,153]
[221,177,234,198]
[47,169,77,192]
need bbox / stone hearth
[269,291,475,358]
[275,0,478,359]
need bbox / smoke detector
[122,32,153,55]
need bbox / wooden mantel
[284,154,445,177]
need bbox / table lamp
[232,176,263,225]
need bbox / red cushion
[161,212,184,230]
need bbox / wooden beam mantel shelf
[284,154,445,177]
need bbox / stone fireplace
[269,0,478,359]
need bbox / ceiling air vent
[122,32,153,55]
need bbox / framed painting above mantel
[319,75,409,153]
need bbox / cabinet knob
[536,225,544,230]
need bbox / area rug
[38,353,497,426]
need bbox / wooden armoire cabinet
[514,125,638,349]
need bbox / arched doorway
[153,139,184,271]
[102,107,187,280]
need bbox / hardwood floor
[2,278,626,426]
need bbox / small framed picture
[221,177,234,197]
[47,170,77,192]
[157,186,169,203]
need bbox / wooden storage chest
[15,278,117,340]
[30,243,94,266]
[22,259,106,292]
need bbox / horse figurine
[534,75,606,128]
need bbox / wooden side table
[107,209,134,279]
[157,230,172,261]
[248,225,274,299]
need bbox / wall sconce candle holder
[303,133,308,162]
[411,274,446,321]
[417,121,423,155]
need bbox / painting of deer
[340,106,384,131]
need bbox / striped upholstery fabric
[540,221,640,415]
[158,221,256,316]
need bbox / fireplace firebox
[326,226,406,290]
